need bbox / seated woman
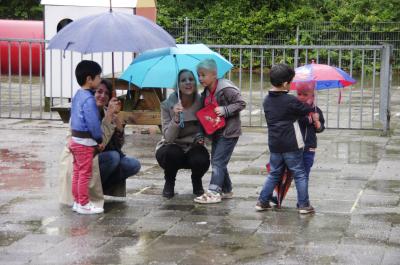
[59,79,141,208]
[155,69,210,198]
[97,80,141,193]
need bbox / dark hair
[75,60,102,86]
[269,63,295,87]
[100,78,113,97]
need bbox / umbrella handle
[128,76,132,99]
[179,112,184,128]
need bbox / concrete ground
[0,92,400,264]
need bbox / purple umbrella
[47,11,175,54]
[47,9,176,93]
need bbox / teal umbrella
[119,43,233,89]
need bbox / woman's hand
[196,137,205,145]
[173,102,183,123]
[113,114,124,131]
[104,97,121,123]
[108,97,121,114]
[214,106,225,117]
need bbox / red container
[0,19,44,76]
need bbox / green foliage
[0,0,43,20]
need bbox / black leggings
[155,144,210,186]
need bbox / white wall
[44,5,135,98]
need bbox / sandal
[194,192,222,204]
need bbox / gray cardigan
[156,92,203,152]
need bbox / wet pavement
[1,94,400,264]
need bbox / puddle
[0,231,26,246]
[366,180,400,193]
[0,148,45,190]
[324,141,383,164]
[160,204,195,212]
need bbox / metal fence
[163,19,400,69]
[0,37,394,133]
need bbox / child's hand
[214,106,225,117]
[312,113,321,129]
[312,112,320,122]
[97,143,105,152]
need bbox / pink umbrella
[290,61,356,90]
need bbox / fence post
[379,43,393,136]
[184,17,189,44]
[294,25,299,68]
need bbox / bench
[51,104,71,123]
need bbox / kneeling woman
[156,69,210,198]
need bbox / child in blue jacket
[69,60,104,215]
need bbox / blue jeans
[208,136,238,193]
[259,150,310,208]
[303,150,315,183]
[98,150,141,187]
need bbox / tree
[0,0,43,20]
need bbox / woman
[59,79,141,208]
[97,79,141,193]
[155,69,210,198]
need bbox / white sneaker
[194,191,222,204]
[77,202,104,214]
[72,202,80,212]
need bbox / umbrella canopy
[266,163,293,208]
[47,11,176,54]
[290,62,356,90]
[119,43,233,89]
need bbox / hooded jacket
[263,90,313,153]
[200,78,246,138]
[298,106,325,150]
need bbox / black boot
[191,175,204,196]
[162,181,175,199]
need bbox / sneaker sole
[255,206,272,212]
[194,199,221,204]
[221,193,233,199]
[298,209,315,214]
[77,209,104,214]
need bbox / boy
[70,60,104,214]
[256,63,314,214]
[194,59,246,204]
[296,83,325,182]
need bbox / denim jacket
[70,89,102,144]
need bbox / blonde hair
[196,59,217,72]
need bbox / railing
[0,38,393,133]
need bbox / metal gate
[0,39,393,133]
[209,44,393,133]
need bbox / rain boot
[162,174,175,199]
[191,175,204,196]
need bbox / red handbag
[196,102,226,135]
